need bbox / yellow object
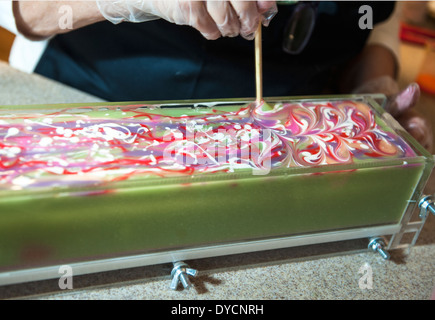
[416,41,435,95]
[0,27,14,62]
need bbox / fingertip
[257,0,277,14]
[240,15,260,40]
[258,1,278,26]
[396,83,421,113]
[409,82,421,99]
[242,31,256,41]
[202,31,222,40]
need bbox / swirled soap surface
[0,100,416,191]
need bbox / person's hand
[385,83,433,153]
[353,76,433,153]
[97,0,278,40]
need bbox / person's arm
[341,47,432,151]
[13,1,105,40]
[337,3,432,152]
[339,2,401,95]
[339,44,398,95]
[13,0,277,41]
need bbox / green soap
[0,163,425,270]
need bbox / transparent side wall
[0,160,426,272]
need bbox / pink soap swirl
[252,100,412,167]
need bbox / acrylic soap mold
[0,95,433,285]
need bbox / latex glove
[97,0,278,40]
[353,76,433,153]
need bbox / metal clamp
[170,261,198,290]
[368,237,390,260]
[418,195,435,219]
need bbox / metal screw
[368,237,390,260]
[418,195,435,219]
[170,261,198,290]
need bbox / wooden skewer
[255,22,263,104]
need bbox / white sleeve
[0,0,49,73]
[0,0,18,33]
[366,2,402,65]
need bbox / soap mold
[0,94,433,286]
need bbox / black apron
[34,1,395,102]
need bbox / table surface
[0,42,434,300]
